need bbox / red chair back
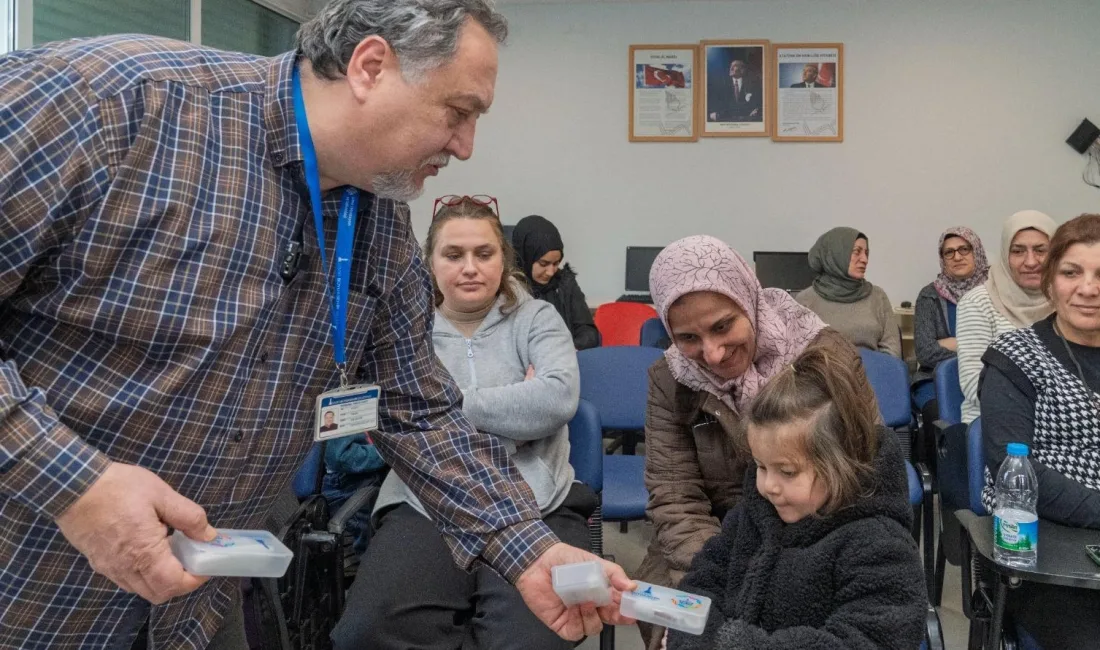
[593,303,658,347]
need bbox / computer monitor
[625,246,664,293]
[753,251,815,293]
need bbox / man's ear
[345,35,393,99]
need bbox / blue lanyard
[293,67,359,383]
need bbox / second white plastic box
[620,581,711,635]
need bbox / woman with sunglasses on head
[512,214,600,350]
[911,228,989,436]
[957,210,1057,423]
[333,196,602,650]
[796,227,902,357]
[976,214,1100,649]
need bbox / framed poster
[699,39,770,137]
[771,43,844,142]
[629,44,699,142]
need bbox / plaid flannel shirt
[0,35,555,650]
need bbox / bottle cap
[1006,442,1030,457]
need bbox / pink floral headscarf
[650,235,827,412]
[932,226,989,304]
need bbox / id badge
[315,384,380,441]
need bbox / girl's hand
[525,364,536,381]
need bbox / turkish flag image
[643,65,686,88]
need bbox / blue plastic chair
[934,357,963,426]
[567,399,615,650]
[859,349,913,431]
[577,346,664,532]
[967,417,989,516]
[577,346,665,431]
[639,317,668,348]
[958,417,1043,649]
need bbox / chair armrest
[327,484,379,535]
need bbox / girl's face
[748,420,829,524]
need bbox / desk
[957,509,1100,647]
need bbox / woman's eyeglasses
[941,245,973,260]
[432,194,499,219]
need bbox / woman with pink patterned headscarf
[634,235,877,650]
[911,227,989,437]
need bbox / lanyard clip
[338,363,350,388]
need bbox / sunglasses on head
[432,194,500,220]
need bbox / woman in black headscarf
[511,215,600,350]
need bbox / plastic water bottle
[993,442,1038,568]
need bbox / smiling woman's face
[667,291,757,380]
[1008,228,1050,291]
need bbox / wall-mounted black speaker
[1067,119,1100,154]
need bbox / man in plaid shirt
[0,1,632,648]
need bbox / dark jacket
[668,429,927,650]
[533,265,600,350]
[913,282,955,384]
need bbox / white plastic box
[551,561,611,606]
[620,581,711,636]
[170,529,294,578]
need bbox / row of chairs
[932,358,1040,649]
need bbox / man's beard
[372,154,450,202]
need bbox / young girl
[667,346,927,650]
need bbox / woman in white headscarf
[956,210,1058,423]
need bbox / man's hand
[515,542,637,641]
[55,462,216,604]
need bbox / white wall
[407,0,1100,305]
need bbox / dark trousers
[1008,582,1100,649]
[332,483,595,650]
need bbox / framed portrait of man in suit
[699,40,770,137]
[771,43,844,142]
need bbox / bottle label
[994,515,1038,552]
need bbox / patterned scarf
[650,235,827,412]
[933,226,990,304]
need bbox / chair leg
[600,625,615,650]
[622,431,638,456]
[933,538,947,606]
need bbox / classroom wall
[407,0,1100,305]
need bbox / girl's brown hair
[423,197,523,312]
[741,345,880,515]
[1041,214,1100,300]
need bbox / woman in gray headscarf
[796,227,902,357]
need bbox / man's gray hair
[297,0,508,83]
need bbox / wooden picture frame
[699,39,770,137]
[770,43,844,142]
[629,44,699,142]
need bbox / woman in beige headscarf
[956,210,1058,423]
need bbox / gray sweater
[795,285,902,358]
[374,288,579,519]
